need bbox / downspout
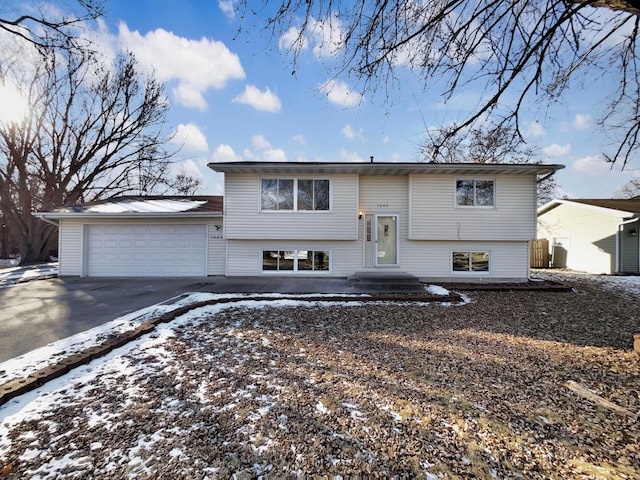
[616,216,639,273]
[32,213,59,227]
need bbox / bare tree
[614,177,640,198]
[423,122,558,205]
[0,47,175,264]
[172,172,203,196]
[0,0,102,51]
[243,1,640,167]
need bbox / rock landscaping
[0,272,638,478]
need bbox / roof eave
[208,161,565,176]
[34,211,223,219]
[537,199,637,217]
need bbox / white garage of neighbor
[35,196,224,278]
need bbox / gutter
[32,212,59,226]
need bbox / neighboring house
[36,162,563,281]
[35,196,224,277]
[537,198,640,274]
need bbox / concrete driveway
[0,276,355,363]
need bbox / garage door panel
[87,224,207,277]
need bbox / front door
[375,214,398,266]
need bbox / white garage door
[86,224,207,277]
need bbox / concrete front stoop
[348,271,426,293]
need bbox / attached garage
[35,196,224,277]
[86,224,207,277]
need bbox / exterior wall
[59,218,84,276]
[59,217,223,276]
[537,203,621,274]
[409,174,536,240]
[224,173,533,280]
[226,238,529,280]
[223,173,359,240]
[620,222,639,273]
[226,239,363,276]
[402,240,530,281]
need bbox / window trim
[260,177,332,212]
[451,250,491,274]
[261,249,332,273]
[454,178,496,208]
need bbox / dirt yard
[1,272,639,479]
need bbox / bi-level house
[36,161,563,281]
[210,161,562,281]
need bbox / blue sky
[15,1,640,198]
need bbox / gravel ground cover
[1,272,639,479]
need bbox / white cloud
[252,134,272,150]
[308,15,345,58]
[218,0,237,19]
[342,124,364,141]
[340,149,364,163]
[573,114,592,130]
[171,123,209,152]
[383,136,390,144]
[573,155,611,175]
[292,134,306,145]
[171,158,204,180]
[320,79,363,107]
[279,15,344,58]
[232,85,282,112]
[118,23,245,110]
[211,144,243,163]
[172,84,207,110]
[263,148,287,162]
[524,121,546,137]
[278,26,308,52]
[543,143,571,156]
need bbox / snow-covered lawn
[0,262,58,287]
[1,272,638,478]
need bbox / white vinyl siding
[227,240,362,276]
[207,221,225,275]
[409,174,536,241]
[224,173,358,240]
[537,203,622,274]
[58,219,84,276]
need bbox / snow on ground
[0,270,638,477]
[533,269,640,296]
[0,262,58,287]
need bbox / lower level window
[453,251,490,272]
[263,250,330,272]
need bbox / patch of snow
[426,285,450,295]
[85,199,207,214]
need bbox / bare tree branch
[243,0,640,168]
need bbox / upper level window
[456,179,495,207]
[261,178,330,211]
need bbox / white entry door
[375,214,399,266]
[86,224,207,277]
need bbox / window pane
[456,180,474,206]
[298,180,314,210]
[280,251,294,270]
[314,180,330,210]
[261,179,277,210]
[452,252,470,271]
[314,251,329,270]
[475,180,494,206]
[278,180,294,210]
[471,252,489,271]
[263,250,278,270]
[298,250,313,270]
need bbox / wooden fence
[530,238,549,268]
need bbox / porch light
[358,210,363,219]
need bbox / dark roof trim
[208,161,564,176]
